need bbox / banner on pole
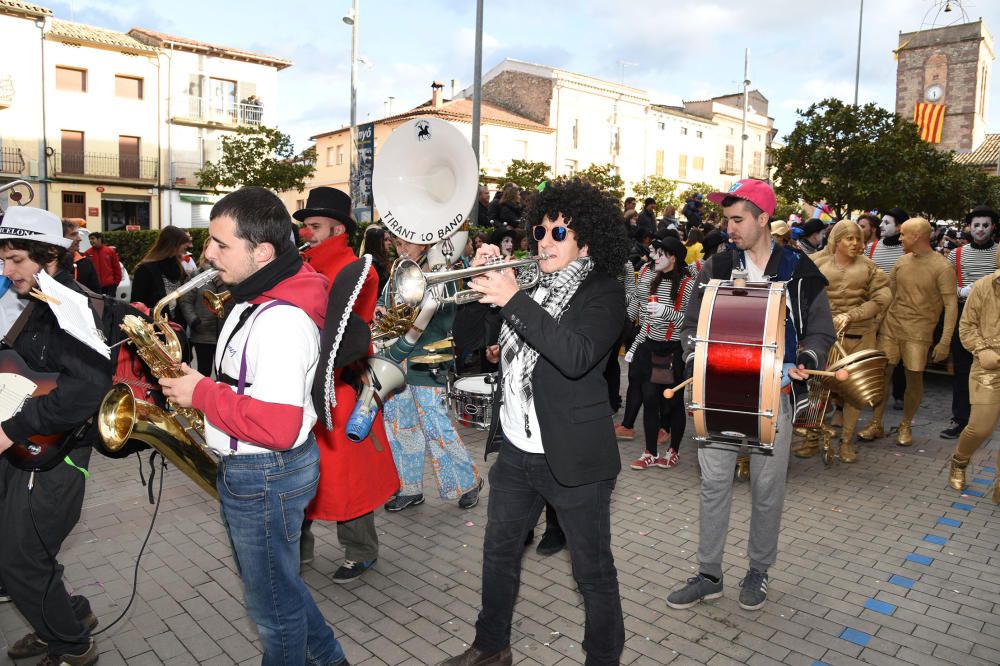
[351,122,375,224]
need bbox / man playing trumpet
[808,220,891,462]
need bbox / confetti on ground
[639,530,651,536]
[465,521,474,527]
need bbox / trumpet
[393,255,547,307]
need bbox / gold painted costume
[813,245,891,461]
[949,268,1000,503]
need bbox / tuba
[97,269,223,498]
[0,180,35,209]
[370,117,479,342]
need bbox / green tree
[632,175,679,211]
[197,125,316,192]
[576,162,625,201]
[502,159,551,190]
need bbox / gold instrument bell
[202,289,231,317]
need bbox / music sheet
[35,271,110,359]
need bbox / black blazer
[454,271,625,486]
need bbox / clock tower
[895,19,994,152]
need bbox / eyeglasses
[532,226,568,242]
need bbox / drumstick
[800,368,850,381]
[663,377,694,399]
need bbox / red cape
[303,235,399,521]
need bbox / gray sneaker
[666,574,723,609]
[738,568,768,610]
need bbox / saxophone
[97,269,223,499]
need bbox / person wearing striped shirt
[865,207,908,274]
[624,237,695,470]
[942,206,998,439]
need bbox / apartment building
[683,90,777,186]
[0,0,290,230]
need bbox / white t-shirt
[500,287,547,454]
[745,254,767,282]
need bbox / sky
[48,0,1000,151]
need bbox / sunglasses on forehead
[532,226,568,242]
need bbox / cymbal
[409,353,454,365]
[423,338,454,351]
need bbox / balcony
[171,96,263,129]
[0,146,25,175]
[0,75,13,108]
[720,159,739,175]
[171,161,205,189]
[51,151,158,183]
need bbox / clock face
[925,84,944,102]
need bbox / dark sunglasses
[532,226,568,242]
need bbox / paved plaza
[1,372,997,665]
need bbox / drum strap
[955,246,963,288]
[664,277,693,341]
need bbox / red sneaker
[630,452,656,470]
[656,449,680,468]
[615,424,635,440]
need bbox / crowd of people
[0,174,997,666]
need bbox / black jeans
[0,448,93,655]
[950,302,972,427]
[474,441,624,665]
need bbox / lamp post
[854,0,864,106]
[344,0,359,201]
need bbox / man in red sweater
[83,232,122,296]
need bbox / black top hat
[964,205,999,226]
[293,187,356,234]
[800,218,826,237]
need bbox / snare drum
[448,373,497,430]
[690,279,786,450]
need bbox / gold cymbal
[409,353,454,365]
[423,338,454,351]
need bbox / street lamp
[344,1,359,203]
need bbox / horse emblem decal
[415,120,431,141]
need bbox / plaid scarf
[499,257,593,436]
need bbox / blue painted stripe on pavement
[864,598,897,615]
[963,489,985,497]
[951,502,974,511]
[811,662,830,666]
[923,535,947,545]
[981,466,995,474]
[937,517,962,527]
[972,478,991,485]
[889,574,915,589]
[905,553,933,565]
[840,628,871,646]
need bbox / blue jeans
[474,441,624,665]
[218,438,346,665]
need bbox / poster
[351,121,375,225]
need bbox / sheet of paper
[35,271,110,359]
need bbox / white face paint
[652,247,674,272]
[970,216,995,244]
[880,215,897,237]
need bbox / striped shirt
[949,243,998,295]
[866,238,905,274]
[626,266,695,353]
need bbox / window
[572,119,579,149]
[61,130,84,174]
[693,156,705,171]
[208,77,237,121]
[752,151,764,178]
[296,199,306,210]
[515,140,529,159]
[563,159,577,176]
[678,154,688,180]
[723,144,736,173]
[482,133,490,159]
[696,130,703,139]
[730,127,735,135]
[680,127,688,136]
[655,150,664,177]
[119,136,140,179]
[115,75,143,99]
[657,121,665,130]
[336,144,345,166]
[326,146,336,166]
[55,66,86,92]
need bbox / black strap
[215,305,259,378]
[2,301,36,348]
[218,372,253,389]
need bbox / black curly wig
[524,178,629,275]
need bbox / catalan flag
[914,102,946,144]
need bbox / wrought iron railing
[0,145,25,174]
[173,96,263,126]
[51,151,158,181]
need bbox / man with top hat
[866,207,908,275]
[0,206,111,666]
[294,186,399,583]
[797,218,826,255]
[941,205,998,439]
[858,218,957,446]
[665,178,835,613]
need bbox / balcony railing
[172,96,263,127]
[720,159,739,175]
[0,146,25,175]
[51,151,158,182]
[0,75,13,107]
[171,161,205,188]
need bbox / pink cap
[706,179,776,216]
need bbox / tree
[576,162,625,201]
[197,125,316,192]
[502,159,551,190]
[632,176,679,211]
